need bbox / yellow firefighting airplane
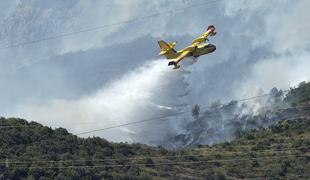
[158,25,217,69]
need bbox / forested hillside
[1,82,310,179]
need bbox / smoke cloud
[222,0,310,99]
[13,60,188,143]
[1,0,310,145]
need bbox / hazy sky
[0,0,309,144]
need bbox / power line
[2,107,308,160]
[0,90,304,135]
[2,96,306,156]
[232,90,290,103]
[0,0,220,50]
[0,90,288,129]
[1,136,303,165]
[1,116,308,171]
[1,139,304,165]
[2,146,305,165]
[9,154,309,169]
[75,99,306,135]
[2,103,306,164]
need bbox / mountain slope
[163,83,310,149]
[1,82,310,179]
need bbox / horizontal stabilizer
[158,40,179,59]
[158,40,177,50]
[168,41,177,48]
[158,40,170,51]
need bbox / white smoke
[236,53,310,98]
[221,0,310,99]
[13,59,187,143]
[2,0,310,146]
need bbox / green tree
[192,104,200,121]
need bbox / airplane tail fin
[158,40,178,59]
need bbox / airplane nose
[212,45,216,52]
[205,44,216,53]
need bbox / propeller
[207,25,217,36]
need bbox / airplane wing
[168,50,192,68]
[192,25,216,45]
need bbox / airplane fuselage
[178,43,216,58]
[192,43,216,57]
